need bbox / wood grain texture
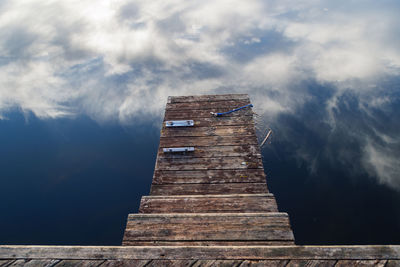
[238,260,289,267]
[139,194,278,213]
[164,108,253,119]
[157,145,262,159]
[123,213,294,242]
[161,126,256,138]
[286,259,337,267]
[54,260,105,267]
[150,183,269,195]
[155,156,263,171]
[168,94,249,103]
[2,246,400,260]
[99,260,150,267]
[166,100,251,111]
[335,260,387,266]
[152,169,266,184]
[159,135,258,147]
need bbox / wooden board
[166,100,251,111]
[159,135,258,147]
[168,94,250,103]
[155,156,263,171]
[157,145,262,159]
[152,169,266,184]
[1,246,400,260]
[150,183,269,195]
[139,194,278,213]
[123,213,294,243]
[164,108,253,119]
[161,126,256,138]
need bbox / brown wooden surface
[157,145,262,159]
[159,135,258,147]
[123,213,294,242]
[150,183,269,195]
[1,246,400,260]
[161,125,256,137]
[166,100,251,111]
[139,194,278,213]
[165,108,253,119]
[167,94,250,103]
[152,169,266,184]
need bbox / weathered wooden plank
[159,135,258,148]
[54,260,105,267]
[121,240,293,246]
[153,169,266,184]
[238,260,289,267]
[156,156,263,171]
[146,259,198,267]
[157,145,262,159]
[168,94,249,103]
[386,260,400,267]
[191,260,243,267]
[335,260,387,266]
[166,100,251,110]
[2,245,400,260]
[6,259,60,267]
[286,259,337,267]
[163,116,254,128]
[100,260,150,267]
[150,183,269,195]
[0,260,15,267]
[139,194,278,213]
[164,108,253,119]
[161,126,256,138]
[123,213,294,243]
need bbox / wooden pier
[1,94,399,266]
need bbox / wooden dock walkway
[122,94,294,246]
[1,94,399,266]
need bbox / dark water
[0,102,399,245]
[0,112,159,245]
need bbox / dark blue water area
[262,84,400,245]
[0,111,160,245]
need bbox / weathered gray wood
[161,126,256,138]
[152,169,266,184]
[164,108,253,119]
[157,145,262,159]
[286,259,337,267]
[192,260,243,267]
[146,259,197,267]
[164,116,254,127]
[121,241,294,246]
[0,260,15,267]
[386,260,400,267]
[159,135,258,148]
[54,260,105,267]
[335,260,387,266]
[100,260,150,267]
[2,246,400,260]
[166,100,251,110]
[168,94,249,103]
[238,260,289,267]
[6,259,60,267]
[155,156,263,171]
[150,183,269,195]
[139,194,278,213]
[123,213,294,243]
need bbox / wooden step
[152,169,266,184]
[167,94,249,103]
[122,213,294,246]
[139,194,278,213]
[150,183,269,195]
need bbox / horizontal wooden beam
[1,246,400,260]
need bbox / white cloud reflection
[0,0,399,189]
